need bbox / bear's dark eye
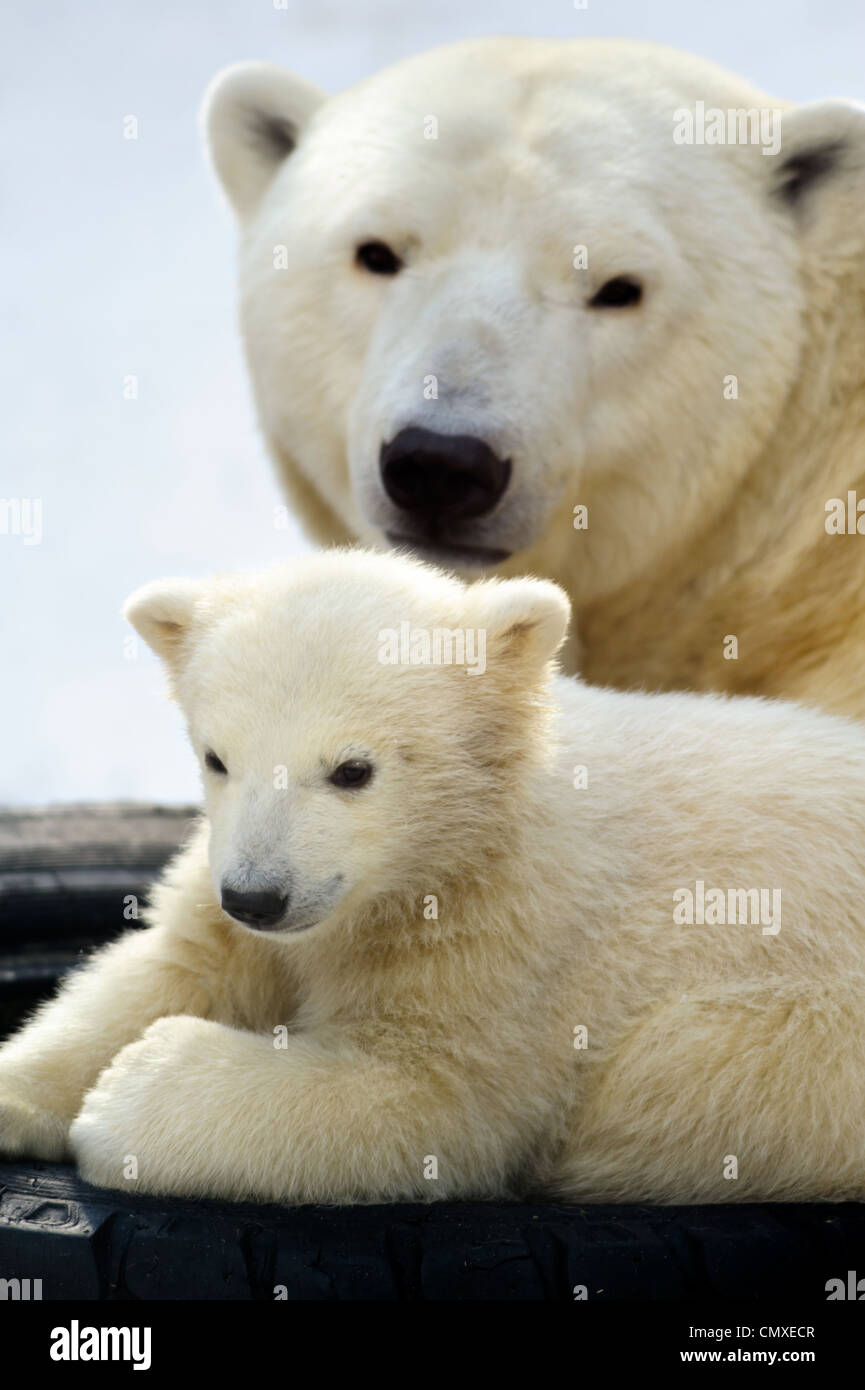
[589,276,644,309]
[355,241,402,276]
[204,749,227,775]
[330,759,374,790]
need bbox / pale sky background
[2,0,863,806]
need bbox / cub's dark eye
[204,750,227,775]
[330,759,373,790]
[355,241,402,276]
[589,276,644,309]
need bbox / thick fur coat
[204,38,865,716]
[1,551,864,1203]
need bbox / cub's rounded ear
[202,62,326,218]
[774,99,865,245]
[467,577,571,676]
[123,578,207,671]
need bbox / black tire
[0,802,196,1035]
[0,1160,862,1300]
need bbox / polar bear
[2,549,865,1204]
[203,38,865,717]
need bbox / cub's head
[125,550,569,935]
[203,38,865,595]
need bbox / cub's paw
[0,1092,70,1160]
[70,1016,221,1194]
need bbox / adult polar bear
[204,38,865,715]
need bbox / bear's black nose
[221,884,288,930]
[380,428,511,522]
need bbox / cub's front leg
[0,926,212,1160]
[70,1015,522,1203]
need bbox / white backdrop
[2,0,863,805]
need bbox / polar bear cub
[2,549,865,1204]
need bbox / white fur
[203,38,865,712]
[2,549,865,1204]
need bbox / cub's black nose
[380,427,511,522]
[221,884,288,930]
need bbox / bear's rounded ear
[773,99,865,243]
[202,62,326,219]
[467,577,571,677]
[123,578,207,672]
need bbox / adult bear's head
[203,38,864,597]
